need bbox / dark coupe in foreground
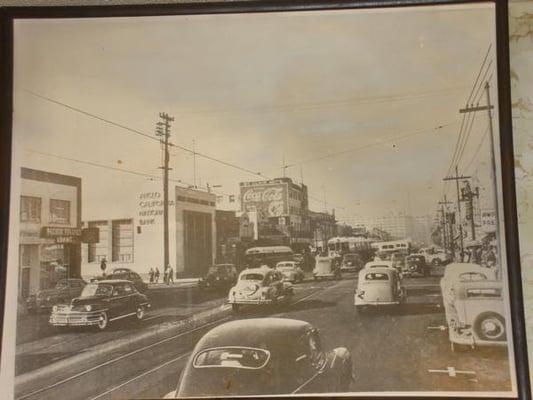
[165,318,353,398]
[49,279,150,331]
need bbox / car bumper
[49,311,103,327]
[448,328,507,347]
[354,296,399,306]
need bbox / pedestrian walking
[154,267,160,283]
[148,267,154,283]
[100,257,107,277]
[168,265,174,284]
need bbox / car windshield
[344,255,358,260]
[193,347,270,369]
[466,288,501,298]
[365,272,389,281]
[459,272,488,281]
[240,273,264,281]
[208,266,220,274]
[80,283,113,298]
[370,264,389,269]
[278,263,294,269]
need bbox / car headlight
[85,305,92,312]
[52,305,58,312]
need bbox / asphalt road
[14,270,513,399]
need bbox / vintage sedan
[276,261,305,283]
[404,254,429,277]
[354,267,405,312]
[199,264,238,290]
[26,278,86,313]
[363,260,395,270]
[313,256,341,280]
[440,263,496,315]
[49,279,150,331]
[444,279,507,351]
[93,268,148,293]
[228,267,293,312]
[164,318,354,398]
[340,253,364,273]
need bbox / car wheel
[97,312,108,331]
[431,258,442,266]
[474,312,506,341]
[231,304,240,313]
[136,306,145,321]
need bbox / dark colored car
[199,264,238,290]
[93,268,148,293]
[26,278,87,313]
[49,279,150,331]
[405,254,429,277]
[340,253,364,273]
[165,318,353,398]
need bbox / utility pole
[156,112,174,271]
[460,181,479,241]
[439,196,453,250]
[192,139,197,188]
[460,81,500,276]
[443,166,470,260]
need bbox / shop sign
[40,226,82,244]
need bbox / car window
[81,283,112,298]
[123,284,134,294]
[365,272,389,281]
[466,288,501,298]
[241,273,264,281]
[193,347,270,369]
[113,284,127,296]
[459,272,488,281]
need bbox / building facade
[82,185,216,279]
[239,177,311,244]
[308,210,337,252]
[19,168,82,297]
[354,212,432,245]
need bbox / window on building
[112,219,134,263]
[20,196,41,223]
[88,221,109,263]
[50,199,70,225]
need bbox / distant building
[239,177,311,244]
[354,212,432,244]
[19,168,82,297]
[308,210,337,252]
[215,210,240,263]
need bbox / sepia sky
[12,3,498,223]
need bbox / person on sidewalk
[168,265,174,284]
[154,267,160,283]
[100,257,107,277]
[148,267,154,283]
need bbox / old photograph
[0,2,520,399]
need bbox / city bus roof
[245,246,293,255]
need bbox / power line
[464,124,490,174]
[465,45,492,105]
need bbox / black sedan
[26,278,86,313]
[198,264,238,290]
[165,318,354,397]
[93,268,148,293]
[49,279,150,331]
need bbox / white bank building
[81,184,216,279]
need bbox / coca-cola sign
[240,183,288,220]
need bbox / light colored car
[313,256,341,280]
[418,248,452,266]
[440,263,496,316]
[363,261,395,270]
[354,267,405,312]
[444,279,507,351]
[276,261,305,283]
[228,266,293,312]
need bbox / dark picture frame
[0,0,529,399]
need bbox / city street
[14,267,511,400]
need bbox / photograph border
[0,0,529,399]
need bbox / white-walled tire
[97,312,108,331]
[136,306,145,321]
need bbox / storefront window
[88,221,108,263]
[50,199,70,224]
[20,196,41,223]
[112,219,134,263]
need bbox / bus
[372,239,411,254]
[327,237,374,259]
[244,246,294,269]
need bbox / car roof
[195,318,311,351]
[213,263,235,267]
[240,266,272,274]
[90,279,133,284]
[443,263,491,279]
[359,266,395,276]
[365,261,393,268]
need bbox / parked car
[164,318,353,398]
[198,264,238,290]
[443,279,507,351]
[340,253,364,273]
[228,266,293,312]
[49,279,150,331]
[276,261,305,283]
[313,256,341,280]
[26,278,87,313]
[440,263,496,318]
[93,267,148,293]
[404,254,429,277]
[354,267,405,312]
